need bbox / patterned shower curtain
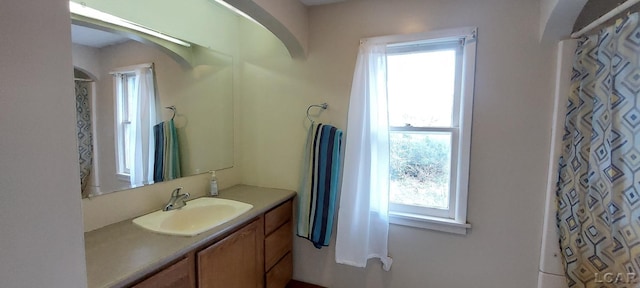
[75,80,93,197]
[557,12,640,288]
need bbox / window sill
[389,212,471,235]
[116,173,130,183]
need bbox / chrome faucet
[163,187,190,211]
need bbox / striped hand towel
[153,119,181,182]
[297,123,343,248]
[164,119,181,180]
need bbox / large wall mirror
[71,15,234,198]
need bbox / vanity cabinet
[127,197,294,288]
[198,218,264,288]
[264,200,293,288]
[132,255,195,288]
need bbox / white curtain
[129,67,159,186]
[335,41,393,271]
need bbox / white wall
[236,0,556,287]
[539,0,586,43]
[72,43,101,80]
[0,0,87,287]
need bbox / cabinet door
[197,219,264,288]
[132,256,194,288]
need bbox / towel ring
[306,103,328,123]
[166,106,176,120]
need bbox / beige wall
[236,0,555,287]
[0,0,87,286]
[72,43,101,80]
[539,0,586,43]
[83,173,211,231]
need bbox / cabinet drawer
[265,200,292,236]
[264,220,292,270]
[132,256,194,288]
[266,252,292,288]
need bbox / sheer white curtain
[336,41,393,271]
[129,66,159,186]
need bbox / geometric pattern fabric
[75,80,93,197]
[557,12,640,288]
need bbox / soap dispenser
[209,171,219,196]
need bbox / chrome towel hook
[165,106,176,120]
[306,103,328,123]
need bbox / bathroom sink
[132,197,253,236]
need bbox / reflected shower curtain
[75,80,93,196]
[557,12,640,287]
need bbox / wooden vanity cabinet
[197,218,264,288]
[132,255,196,288]
[264,200,293,288]
[129,198,294,288]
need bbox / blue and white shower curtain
[557,12,640,288]
[75,80,93,196]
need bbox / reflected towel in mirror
[153,119,181,182]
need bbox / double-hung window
[112,63,157,185]
[114,71,137,180]
[385,27,476,234]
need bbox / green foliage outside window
[389,132,451,209]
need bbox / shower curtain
[75,80,93,196]
[557,12,640,287]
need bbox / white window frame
[368,27,477,234]
[111,63,151,182]
[114,71,136,181]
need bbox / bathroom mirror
[71,19,234,198]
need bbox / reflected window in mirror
[115,71,136,180]
[112,64,159,187]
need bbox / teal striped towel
[153,119,181,182]
[297,123,343,248]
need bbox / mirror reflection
[71,21,234,198]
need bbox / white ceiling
[70,24,130,48]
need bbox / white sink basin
[132,197,253,236]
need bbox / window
[115,71,137,179]
[385,28,476,234]
[112,63,158,185]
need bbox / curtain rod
[571,0,640,38]
[108,63,154,75]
